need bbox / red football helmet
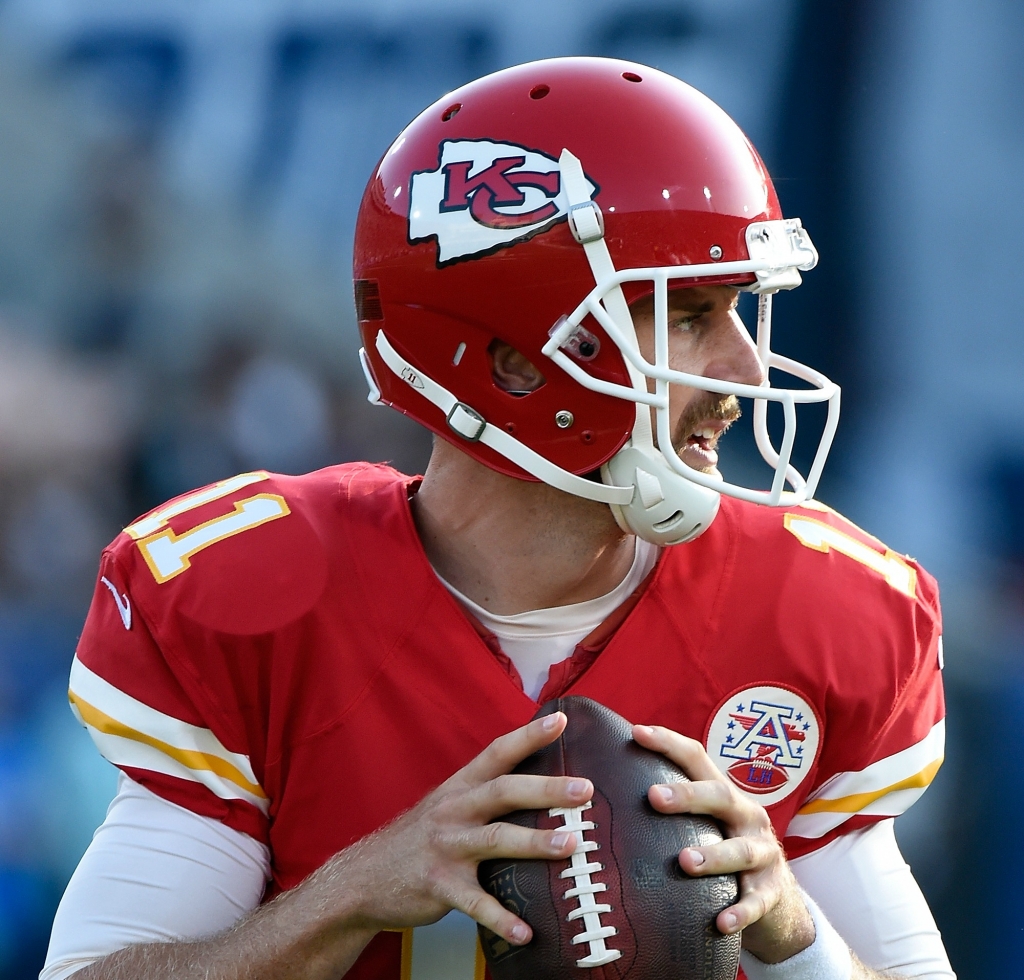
[354,57,839,545]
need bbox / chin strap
[368,330,634,507]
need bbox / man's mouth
[681,423,728,471]
[671,396,741,473]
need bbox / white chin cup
[601,443,720,546]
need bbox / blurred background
[0,0,1019,976]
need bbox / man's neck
[411,440,636,615]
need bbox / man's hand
[631,724,814,964]
[339,709,591,944]
[73,711,591,980]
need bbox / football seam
[549,801,623,969]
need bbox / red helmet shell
[354,57,782,480]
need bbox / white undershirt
[438,538,661,699]
[42,546,955,980]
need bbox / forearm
[791,822,954,980]
[71,854,377,980]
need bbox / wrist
[740,879,816,963]
[266,851,379,949]
[740,892,853,980]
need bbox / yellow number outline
[125,473,291,584]
[784,513,917,598]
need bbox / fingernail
[685,848,705,867]
[653,785,673,803]
[721,912,738,933]
[542,713,561,731]
[551,832,572,850]
[510,923,529,943]
[637,725,655,736]
[567,778,589,798]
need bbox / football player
[43,59,954,980]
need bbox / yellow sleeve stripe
[798,719,945,808]
[69,656,267,811]
[796,757,942,815]
[69,690,266,800]
[786,719,944,839]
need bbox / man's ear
[489,339,546,395]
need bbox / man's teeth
[692,427,717,441]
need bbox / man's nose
[702,312,765,387]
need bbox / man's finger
[451,884,533,946]
[716,887,773,935]
[463,773,592,821]
[632,724,725,783]
[678,836,777,877]
[452,820,579,862]
[461,712,567,785]
[647,778,762,829]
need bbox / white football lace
[549,802,623,968]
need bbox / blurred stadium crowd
[0,1,1021,977]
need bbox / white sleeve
[41,773,271,980]
[790,819,955,979]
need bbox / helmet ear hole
[488,339,546,395]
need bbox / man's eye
[670,316,696,331]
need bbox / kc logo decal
[704,685,821,807]
[409,139,598,266]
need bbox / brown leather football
[478,696,740,980]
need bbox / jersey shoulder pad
[107,466,367,635]
[785,499,938,612]
[725,496,938,616]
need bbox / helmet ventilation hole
[581,430,594,444]
[530,84,550,100]
[622,72,642,83]
[505,422,517,435]
[441,103,462,121]
[453,342,467,366]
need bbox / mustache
[671,394,742,452]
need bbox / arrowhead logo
[408,139,598,266]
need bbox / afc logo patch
[704,685,821,807]
[408,139,598,266]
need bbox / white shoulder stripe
[79,725,269,813]
[69,656,267,813]
[787,719,944,840]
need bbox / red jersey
[71,463,944,980]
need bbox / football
[478,696,740,980]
